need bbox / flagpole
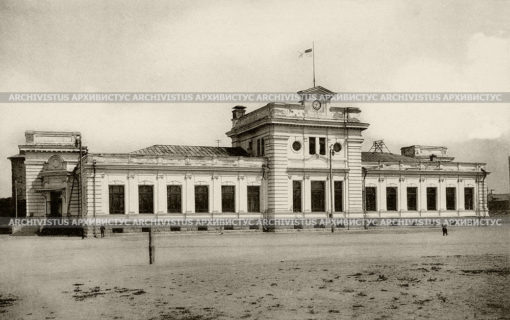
[312,41,316,87]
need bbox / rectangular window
[221,186,235,213]
[195,185,209,213]
[248,140,253,153]
[293,181,302,212]
[138,185,154,214]
[257,139,261,156]
[446,187,456,210]
[407,187,418,211]
[334,181,343,212]
[167,185,182,213]
[427,187,437,211]
[365,187,377,211]
[109,185,125,214]
[311,181,325,212]
[247,186,260,212]
[319,137,326,155]
[386,187,398,211]
[260,138,265,156]
[309,137,316,155]
[464,188,474,210]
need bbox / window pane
[293,181,302,212]
[446,187,456,210]
[257,139,261,156]
[138,185,154,214]
[221,186,235,213]
[407,187,417,211]
[319,137,326,155]
[167,185,182,213]
[247,186,260,213]
[309,137,316,155]
[195,186,209,213]
[465,188,474,210]
[261,138,265,156]
[365,187,377,211]
[109,185,125,214]
[334,181,343,212]
[311,181,325,212]
[386,187,398,211]
[427,187,437,211]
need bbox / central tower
[227,87,369,228]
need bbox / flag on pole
[298,48,313,58]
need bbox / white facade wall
[364,174,486,218]
[83,156,266,218]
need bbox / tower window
[334,181,343,212]
[311,181,325,212]
[309,137,316,155]
[319,138,326,155]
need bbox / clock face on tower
[312,100,321,110]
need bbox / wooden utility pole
[149,228,155,264]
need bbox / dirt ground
[0,224,509,320]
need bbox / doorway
[49,191,62,216]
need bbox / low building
[8,87,489,231]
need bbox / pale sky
[0,0,509,197]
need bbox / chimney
[232,106,246,120]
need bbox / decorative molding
[127,173,135,179]
[185,174,193,180]
[399,177,405,182]
[378,177,385,182]
[156,174,164,180]
[237,175,245,180]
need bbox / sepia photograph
[0,0,509,319]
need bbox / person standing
[442,224,448,236]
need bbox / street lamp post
[329,142,342,233]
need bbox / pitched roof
[297,86,335,95]
[131,145,250,157]
[362,152,420,163]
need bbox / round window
[292,141,302,151]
